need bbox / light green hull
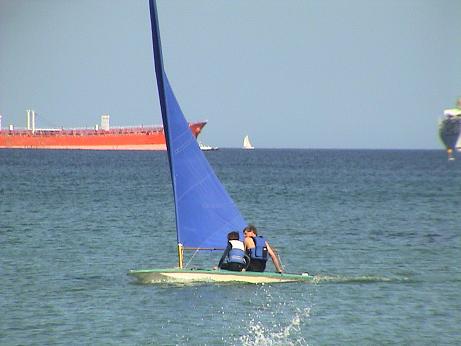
[128,268,313,284]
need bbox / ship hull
[0,121,206,150]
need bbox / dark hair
[227,231,240,240]
[243,224,257,235]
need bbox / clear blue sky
[1,0,460,149]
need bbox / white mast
[31,110,36,133]
[26,109,31,130]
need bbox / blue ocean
[1,148,460,345]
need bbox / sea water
[1,149,460,345]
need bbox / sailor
[218,231,249,271]
[243,225,284,273]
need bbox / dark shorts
[247,259,266,272]
[220,262,246,272]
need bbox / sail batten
[148,0,246,251]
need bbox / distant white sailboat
[243,135,254,150]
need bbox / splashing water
[239,307,311,346]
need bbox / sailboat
[243,135,255,150]
[128,0,312,284]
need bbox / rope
[184,248,201,268]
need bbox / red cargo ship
[0,113,206,150]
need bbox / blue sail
[148,0,246,250]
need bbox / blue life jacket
[248,236,268,261]
[225,240,246,265]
